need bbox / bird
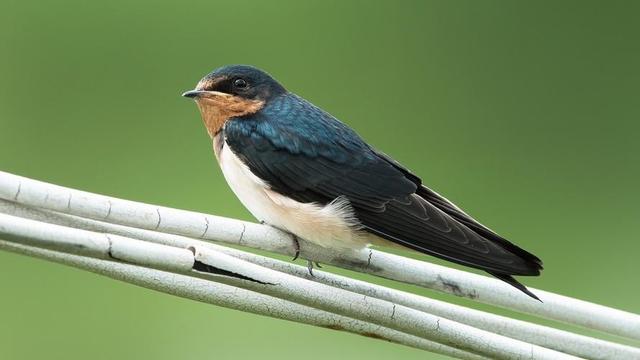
[182,64,543,300]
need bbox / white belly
[216,139,372,250]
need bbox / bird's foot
[260,221,300,261]
[306,261,324,276]
[307,260,315,276]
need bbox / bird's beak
[182,90,206,99]
[182,90,232,100]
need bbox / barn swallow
[183,65,543,300]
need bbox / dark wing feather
[225,93,542,279]
[374,150,543,270]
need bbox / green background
[1,1,638,359]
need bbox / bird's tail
[487,271,541,301]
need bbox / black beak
[182,90,205,98]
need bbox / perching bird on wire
[183,65,543,300]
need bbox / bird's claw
[291,234,300,261]
[262,221,300,261]
[306,261,324,276]
[307,260,315,276]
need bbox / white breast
[216,138,372,251]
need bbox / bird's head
[183,65,286,137]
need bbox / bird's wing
[224,94,541,276]
[373,150,543,272]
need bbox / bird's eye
[233,78,248,89]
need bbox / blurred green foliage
[1,1,638,359]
